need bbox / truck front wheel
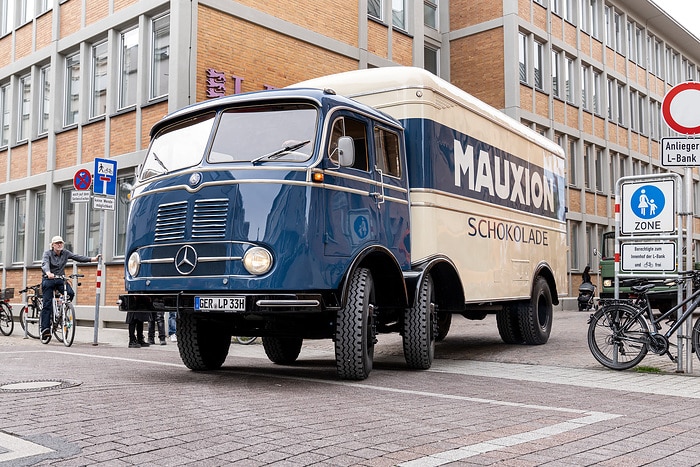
[517,276,553,345]
[262,336,303,365]
[335,267,375,380]
[403,274,435,369]
[178,313,231,370]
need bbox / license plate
[194,296,246,312]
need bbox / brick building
[0,0,697,324]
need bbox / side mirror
[337,136,355,167]
[593,248,598,257]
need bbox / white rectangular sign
[93,196,115,211]
[71,191,90,203]
[621,242,676,272]
[661,137,700,166]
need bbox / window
[568,138,577,185]
[594,147,603,191]
[570,221,579,270]
[565,56,574,103]
[115,175,134,257]
[580,0,589,32]
[64,53,80,126]
[13,195,25,263]
[616,82,624,125]
[629,89,637,131]
[636,27,644,67]
[368,0,381,20]
[592,71,601,115]
[590,0,600,38]
[33,191,45,261]
[609,151,618,192]
[86,201,100,257]
[581,65,589,110]
[0,84,9,146]
[17,74,31,142]
[0,199,4,264]
[606,77,613,120]
[614,11,622,53]
[424,46,438,74]
[119,28,139,109]
[563,0,573,22]
[91,41,108,118]
[638,93,645,134]
[424,0,437,29]
[551,50,560,97]
[150,14,169,100]
[1,0,15,35]
[518,33,527,83]
[584,144,591,188]
[551,0,560,16]
[654,39,663,78]
[627,21,635,62]
[534,40,544,90]
[60,188,75,251]
[604,6,612,48]
[392,0,405,30]
[374,127,401,178]
[39,65,50,135]
[328,117,368,171]
[19,0,33,25]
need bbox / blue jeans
[41,278,74,333]
[168,311,177,336]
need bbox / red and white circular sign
[662,81,700,135]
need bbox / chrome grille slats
[193,198,229,238]
[155,201,188,241]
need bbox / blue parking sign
[94,158,117,196]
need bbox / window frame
[17,74,31,143]
[90,40,108,119]
[150,13,170,101]
[119,27,139,110]
[39,64,50,135]
[64,52,80,127]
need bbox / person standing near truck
[41,235,100,341]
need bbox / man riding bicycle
[40,235,100,341]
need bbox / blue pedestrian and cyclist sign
[621,179,675,235]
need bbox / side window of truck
[374,127,401,178]
[328,117,368,171]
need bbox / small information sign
[620,242,676,272]
[93,196,115,211]
[71,191,91,203]
[661,137,700,166]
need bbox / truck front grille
[155,198,229,242]
[155,201,187,241]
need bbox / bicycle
[587,271,700,370]
[41,274,83,347]
[19,284,42,339]
[0,287,14,336]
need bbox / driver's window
[328,116,368,171]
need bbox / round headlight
[243,247,273,275]
[127,251,141,277]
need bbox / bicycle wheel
[52,302,64,344]
[19,304,40,339]
[62,302,76,347]
[692,316,700,362]
[0,302,13,336]
[234,336,257,345]
[588,303,649,370]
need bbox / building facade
[0,0,697,324]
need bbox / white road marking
[0,432,54,463]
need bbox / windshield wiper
[251,140,311,165]
[151,152,169,172]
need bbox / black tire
[435,310,451,342]
[178,313,231,371]
[403,274,435,369]
[335,267,375,380]
[517,276,553,345]
[588,303,648,370]
[692,316,700,362]
[62,303,76,347]
[0,303,13,336]
[497,304,524,344]
[19,305,40,339]
[262,337,303,364]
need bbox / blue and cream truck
[119,67,567,380]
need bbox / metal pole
[684,166,694,374]
[93,209,104,346]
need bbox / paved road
[1,309,699,466]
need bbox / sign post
[92,158,117,345]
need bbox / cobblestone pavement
[0,309,699,466]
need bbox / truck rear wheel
[436,310,451,341]
[403,274,435,369]
[335,267,375,380]
[262,336,303,365]
[517,276,553,345]
[178,313,231,370]
[497,304,524,344]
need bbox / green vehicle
[598,231,678,313]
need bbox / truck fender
[405,256,465,313]
[533,261,559,305]
[341,245,408,310]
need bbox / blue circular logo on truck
[353,215,369,240]
[631,185,665,219]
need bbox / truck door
[323,114,379,257]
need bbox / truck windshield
[209,104,318,164]
[140,113,216,181]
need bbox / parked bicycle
[19,283,42,339]
[587,270,700,370]
[0,287,14,336]
[41,274,83,347]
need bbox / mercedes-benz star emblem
[174,245,198,275]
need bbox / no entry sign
[662,82,700,134]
